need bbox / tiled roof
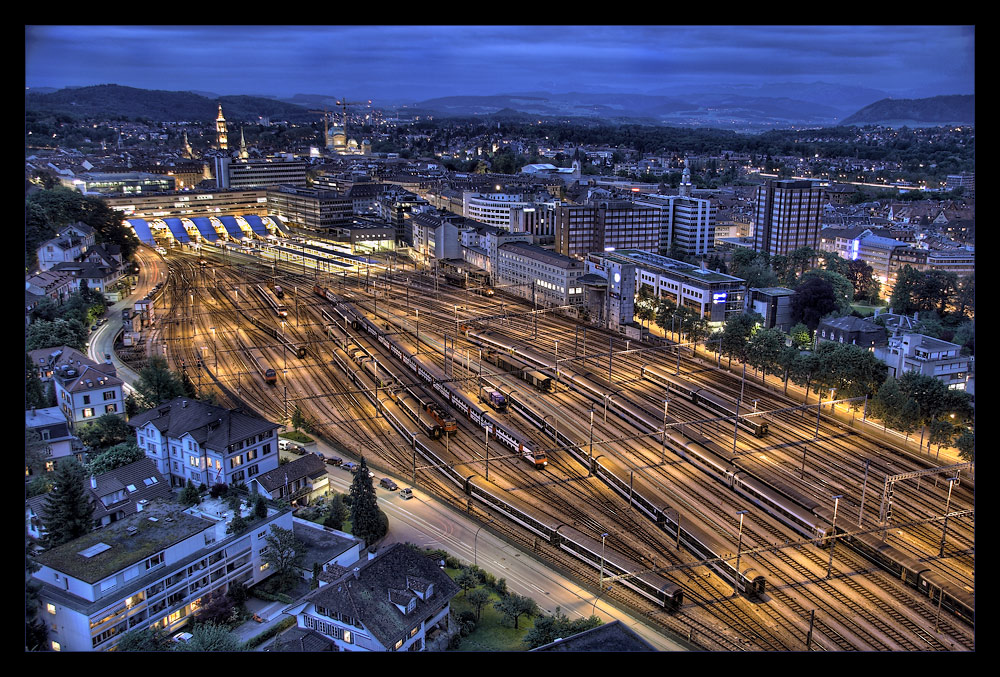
[128,397,279,452]
[255,455,326,492]
[302,543,460,649]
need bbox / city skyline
[26,25,975,104]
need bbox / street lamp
[826,495,843,579]
[734,510,749,593]
[474,519,495,567]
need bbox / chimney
[90,475,97,489]
[353,567,361,579]
[367,549,378,561]
[182,400,188,408]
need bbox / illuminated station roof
[189,217,220,242]
[126,218,155,245]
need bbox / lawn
[446,570,534,651]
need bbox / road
[300,440,690,652]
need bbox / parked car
[172,632,193,644]
[379,478,398,491]
[342,461,359,473]
[324,456,343,467]
[399,488,413,500]
[290,445,307,455]
[278,439,291,451]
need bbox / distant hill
[841,95,974,126]
[409,90,843,129]
[25,84,316,123]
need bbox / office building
[633,193,717,257]
[555,201,661,258]
[267,185,353,233]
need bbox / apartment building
[33,498,293,651]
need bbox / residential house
[874,333,972,391]
[26,458,171,541]
[286,543,459,652]
[29,347,124,428]
[250,454,329,505]
[816,315,888,350]
[26,406,85,476]
[128,397,280,488]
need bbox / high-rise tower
[752,180,823,257]
[216,104,228,151]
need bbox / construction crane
[334,97,372,147]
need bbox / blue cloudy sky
[25,25,975,103]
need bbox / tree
[25,428,51,478]
[349,457,385,545]
[928,419,957,456]
[798,269,852,313]
[324,493,349,531]
[113,627,169,652]
[494,593,539,629]
[523,607,602,649]
[290,404,307,432]
[25,537,48,651]
[179,479,201,507]
[467,587,493,622]
[262,525,305,589]
[718,312,760,368]
[745,327,785,381]
[789,322,812,350]
[791,276,839,331]
[455,568,479,597]
[77,414,134,452]
[135,356,188,408]
[954,429,974,462]
[40,458,94,549]
[87,441,144,474]
[228,514,249,536]
[870,377,907,431]
[253,494,268,520]
[26,318,88,352]
[889,265,922,315]
[26,353,48,409]
[172,623,244,652]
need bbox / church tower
[239,127,249,159]
[216,104,229,151]
[680,157,693,197]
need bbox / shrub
[210,483,228,499]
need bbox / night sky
[25,25,975,104]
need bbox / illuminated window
[47,603,56,615]
[51,641,61,652]
[82,408,95,418]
